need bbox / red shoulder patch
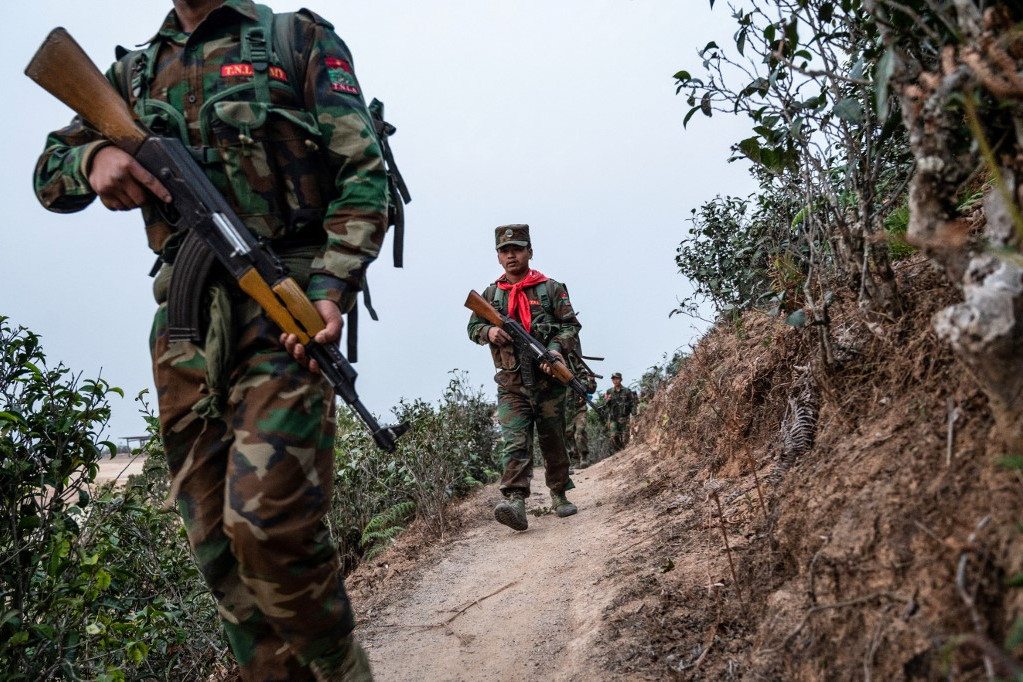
[325,56,359,94]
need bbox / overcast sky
[1,1,754,441]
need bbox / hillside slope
[348,255,1023,680]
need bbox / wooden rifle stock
[25,28,147,154]
[464,289,575,384]
[465,289,602,413]
[464,290,504,327]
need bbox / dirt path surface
[94,452,147,486]
[355,447,655,682]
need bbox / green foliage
[360,501,416,561]
[676,0,912,321]
[674,193,801,317]
[391,373,500,538]
[883,201,916,260]
[331,371,500,568]
[0,318,224,680]
[638,348,689,401]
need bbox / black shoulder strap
[269,8,306,102]
[539,280,554,315]
[367,98,411,268]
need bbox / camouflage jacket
[604,386,637,420]
[467,278,581,388]
[32,0,388,308]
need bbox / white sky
[1,1,754,441]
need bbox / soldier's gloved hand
[280,300,344,373]
[540,350,564,377]
[88,145,172,210]
[487,326,513,345]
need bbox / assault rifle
[26,28,409,452]
[464,290,603,414]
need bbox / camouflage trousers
[151,296,354,681]
[608,417,631,452]
[496,378,574,497]
[564,402,589,464]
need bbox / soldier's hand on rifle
[280,300,344,374]
[486,326,513,345]
[539,349,565,377]
[88,145,172,210]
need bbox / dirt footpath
[94,452,146,486]
[356,449,656,682]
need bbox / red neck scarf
[496,269,549,333]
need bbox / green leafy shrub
[883,201,916,261]
[331,371,500,566]
[675,0,913,323]
[390,373,500,538]
[0,318,224,680]
[674,195,783,318]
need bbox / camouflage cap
[612,372,623,379]
[495,224,530,249]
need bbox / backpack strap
[269,7,306,104]
[486,284,506,312]
[114,41,159,105]
[367,99,411,268]
[243,4,275,103]
[539,280,553,315]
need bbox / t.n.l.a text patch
[325,56,359,95]
[220,64,289,81]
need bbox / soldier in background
[467,224,581,531]
[564,363,597,468]
[605,372,637,452]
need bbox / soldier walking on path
[467,224,582,531]
[33,1,390,678]
[605,372,637,453]
[564,362,597,468]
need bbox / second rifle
[465,289,603,414]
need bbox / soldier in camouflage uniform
[605,372,637,453]
[33,2,386,679]
[564,363,597,468]
[467,225,581,531]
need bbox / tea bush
[0,318,224,680]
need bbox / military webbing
[116,7,406,364]
[243,5,273,105]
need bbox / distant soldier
[564,362,597,468]
[605,372,637,452]
[467,224,581,531]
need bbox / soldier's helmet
[495,224,530,250]
[612,372,623,380]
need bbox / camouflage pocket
[208,101,328,239]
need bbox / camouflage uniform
[33,2,387,679]
[467,229,581,501]
[605,382,637,452]
[564,368,596,466]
